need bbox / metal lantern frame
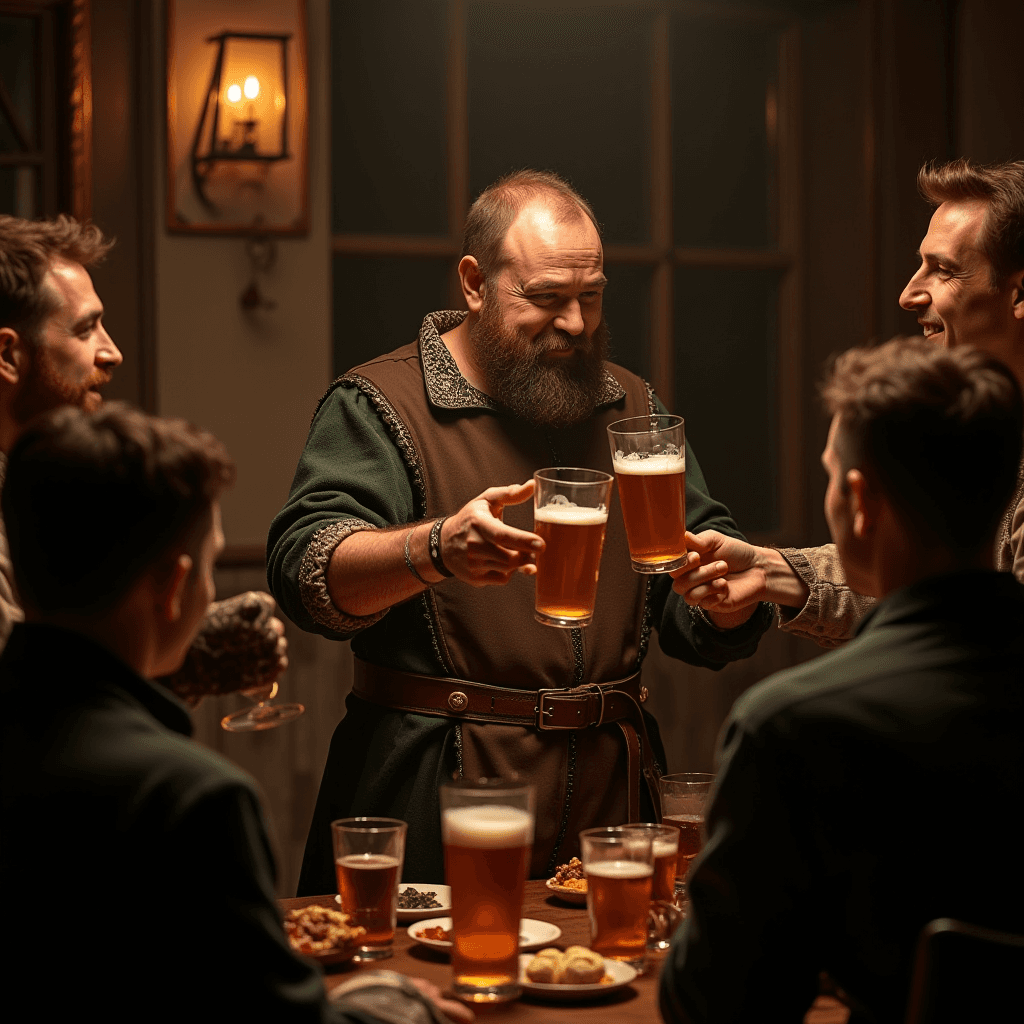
[189,30,291,211]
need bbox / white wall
[153,0,331,547]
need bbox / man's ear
[156,554,192,623]
[0,327,28,386]
[458,256,486,312]
[846,468,881,540]
[1010,268,1024,321]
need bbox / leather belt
[352,658,645,730]
[352,658,663,822]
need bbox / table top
[282,881,849,1023]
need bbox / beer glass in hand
[533,467,614,628]
[331,817,407,961]
[659,772,715,901]
[220,680,304,732]
[624,822,683,950]
[441,779,535,1003]
[580,826,654,969]
[607,414,687,573]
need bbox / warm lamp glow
[243,76,260,100]
[226,83,242,103]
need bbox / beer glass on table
[533,467,614,628]
[624,822,683,950]
[607,414,687,573]
[441,778,535,1003]
[331,817,407,961]
[659,772,715,901]
[580,826,654,969]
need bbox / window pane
[672,18,779,249]
[603,263,652,382]
[0,15,37,152]
[673,267,779,533]
[467,3,651,244]
[331,0,447,235]
[333,256,453,375]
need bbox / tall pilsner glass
[580,826,653,970]
[441,779,535,1003]
[607,414,687,573]
[331,817,406,961]
[533,467,614,628]
[659,772,715,900]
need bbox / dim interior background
[2,0,1023,894]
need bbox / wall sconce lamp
[189,31,291,213]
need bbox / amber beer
[534,504,608,624]
[661,814,704,884]
[442,804,534,1001]
[533,467,615,628]
[651,833,679,903]
[613,454,687,569]
[335,853,401,945]
[586,860,654,962]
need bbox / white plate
[518,953,638,1001]
[335,883,452,923]
[545,878,588,905]
[407,917,562,952]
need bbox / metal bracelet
[403,528,432,587]
[428,517,454,579]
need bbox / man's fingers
[481,480,535,516]
[684,529,719,555]
[472,516,544,554]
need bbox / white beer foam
[336,854,401,869]
[612,453,685,475]
[442,805,534,848]
[652,839,677,859]
[585,859,653,879]
[534,505,608,526]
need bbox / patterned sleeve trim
[298,519,388,634]
[774,545,874,650]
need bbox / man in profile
[0,212,284,695]
[674,157,1024,637]
[659,339,1024,1023]
[0,404,470,1024]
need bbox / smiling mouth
[918,320,944,339]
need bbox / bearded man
[268,170,773,892]
[0,214,286,697]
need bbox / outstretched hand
[670,530,767,625]
[439,481,544,587]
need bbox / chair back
[904,917,1024,1024]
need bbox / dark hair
[821,337,1023,554]
[461,169,601,281]
[918,158,1024,282]
[0,214,114,341]
[2,402,235,614]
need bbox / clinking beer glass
[580,826,654,969]
[607,414,687,573]
[533,467,614,628]
[441,778,535,1003]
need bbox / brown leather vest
[343,336,658,875]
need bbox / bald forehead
[501,199,603,271]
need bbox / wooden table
[282,881,849,1023]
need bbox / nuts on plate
[284,905,364,954]
[549,857,587,892]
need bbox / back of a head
[0,214,113,340]
[918,158,1024,281]
[822,338,1024,554]
[461,169,600,281]
[2,402,235,616]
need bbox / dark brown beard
[471,296,611,429]
[11,346,109,426]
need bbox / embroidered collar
[418,310,626,412]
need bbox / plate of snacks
[546,857,588,905]
[336,883,452,922]
[519,948,638,1001]
[284,905,364,965]
[409,917,561,952]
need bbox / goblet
[220,680,304,732]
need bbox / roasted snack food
[284,905,365,954]
[398,886,443,910]
[415,925,452,942]
[525,945,606,985]
[549,856,588,892]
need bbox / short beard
[471,296,610,429]
[11,345,107,426]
